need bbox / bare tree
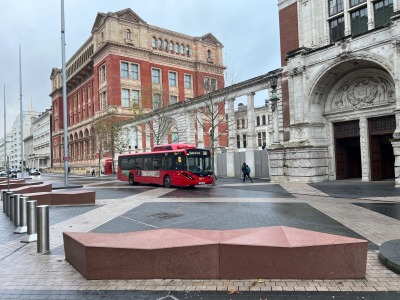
[196,68,240,184]
[139,85,185,147]
[93,106,130,174]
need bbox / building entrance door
[369,116,395,181]
[334,121,361,180]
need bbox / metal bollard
[9,195,14,221]
[13,194,22,226]
[15,196,29,234]
[2,190,7,213]
[5,192,13,217]
[21,200,37,243]
[37,205,50,253]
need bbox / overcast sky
[0,0,280,135]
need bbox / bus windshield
[185,149,212,175]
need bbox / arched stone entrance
[325,68,396,181]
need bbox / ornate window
[184,74,192,89]
[374,0,393,28]
[151,37,156,48]
[153,94,161,109]
[152,68,161,84]
[157,38,162,48]
[120,62,129,78]
[131,90,140,106]
[351,7,368,36]
[121,89,130,107]
[163,39,168,50]
[328,0,344,16]
[131,63,139,80]
[170,95,178,104]
[350,0,366,7]
[125,29,131,40]
[330,16,345,42]
[186,45,190,56]
[169,71,177,87]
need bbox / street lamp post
[268,75,280,144]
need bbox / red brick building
[50,8,225,173]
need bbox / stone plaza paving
[0,175,400,299]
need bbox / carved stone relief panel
[325,69,395,113]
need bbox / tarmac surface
[0,173,400,299]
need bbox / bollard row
[2,190,50,253]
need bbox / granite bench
[22,190,95,206]
[0,181,43,190]
[10,183,52,194]
[63,226,368,280]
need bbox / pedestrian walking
[241,162,253,183]
[91,167,95,177]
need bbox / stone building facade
[270,0,400,184]
[49,8,225,173]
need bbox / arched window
[262,115,266,125]
[256,116,260,126]
[207,49,212,59]
[174,43,179,53]
[242,119,246,128]
[186,45,190,55]
[125,29,131,40]
[157,38,162,48]
[236,120,240,129]
[180,44,184,54]
[151,37,156,48]
[163,39,168,50]
[169,41,173,51]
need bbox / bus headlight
[182,172,194,180]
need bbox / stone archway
[324,68,395,181]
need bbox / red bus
[117,144,213,187]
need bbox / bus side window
[128,158,135,169]
[144,157,152,170]
[167,157,174,170]
[136,157,144,170]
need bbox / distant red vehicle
[117,144,213,188]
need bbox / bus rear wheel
[129,173,135,185]
[164,175,172,188]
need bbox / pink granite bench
[63,226,368,280]
[23,190,95,206]
[0,181,43,190]
[10,183,52,194]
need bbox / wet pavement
[1,174,400,299]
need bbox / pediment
[115,8,146,25]
[50,68,61,79]
[91,9,147,33]
[91,13,107,33]
[199,33,223,46]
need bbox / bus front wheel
[164,175,172,188]
[129,173,135,185]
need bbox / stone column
[145,122,151,152]
[185,109,195,144]
[359,116,370,181]
[272,101,280,145]
[226,98,236,177]
[392,141,400,187]
[197,109,204,148]
[246,92,257,150]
